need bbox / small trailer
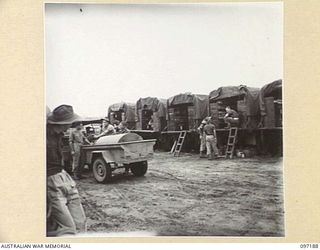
[81,133,156,183]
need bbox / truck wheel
[92,157,112,183]
[130,161,148,177]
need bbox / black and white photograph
[45,2,283,237]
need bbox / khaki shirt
[69,129,87,144]
[203,123,216,136]
[101,124,115,136]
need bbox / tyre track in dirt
[76,152,284,236]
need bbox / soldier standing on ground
[69,121,91,180]
[197,120,207,158]
[203,118,219,160]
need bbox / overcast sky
[45,3,283,117]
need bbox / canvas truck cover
[167,93,209,120]
[135,97,167,118]
[108,102,136,123]
[209,85,260,116]
[258,79,282,116]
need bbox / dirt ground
[76,152,284,236]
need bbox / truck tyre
[92,157,112,183]
[130,161,148,177]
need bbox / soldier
[46,105,86,236]
[197,120,207,158]
[69,121,91,180]
[94,118,115,139]
[224,106,239,128]
[113,119,120,133]
[147,117,154,130]
[118,121,130,134]
[203,117,219,160]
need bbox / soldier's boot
[208,153,214,160]
[199,151,206,158]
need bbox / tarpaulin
[209,85,260,116]
[107,102,136,122]
[167,93,209,120]
[258,79,282,116]
[136,97,167,118]
[108,102,127,112]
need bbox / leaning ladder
[224,127,238,159]
[172,131,187,157]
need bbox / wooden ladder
[225,127,238,159]
[172,131,187,157]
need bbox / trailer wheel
[92,157,112,183]
[130,161,148,177]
